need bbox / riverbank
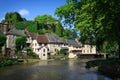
[0,58,40,67]
[86,58,120,79]
[18,58,40,64]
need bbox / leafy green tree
[0,34,6,54]
[0,34,6,47]
[34,14,64,36]
[4,12,25,23]
[15,36,27,51]
[63,28,73,39]
[55,0,120,58]
[35,14,56,24]
[55,22,63,37]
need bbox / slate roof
[45,34,64,44]
[67,40,80,47]
[7,28,25,36]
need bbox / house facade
[29,33,67,60]
[67,40,82,58]
[6,28,26,48]
[26,32,96,59]
[6,28,97,60]
[81,44,96,54]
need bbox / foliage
[4,12,25,23]
[26,48,37,57]
[0,34,6,47]
[86,58,120,78]
[0,59,18,67]
[59,49,68,55]
[26,22,38,33]
[55,0,120,56]
[34,14,64,36]
[15,36,27,51]
[62,28,78,39]
[55,22,63,37]
[35,14,56,24]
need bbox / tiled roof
[7,28,25,36]
[24,30,37,39]
[36,34,49,44]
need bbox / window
[43,49,45,52]
[55,49,57,52]
[43,54,45,56]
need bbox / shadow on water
[0,59,112,80]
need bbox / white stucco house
[27,33,68,60]
[67,40,82,58]
[81,44,96,54]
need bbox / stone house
[6,28,26,48]
[6,28,26,57]
[0,22,13,35]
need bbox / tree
[0,34,6,47]
[34,14,64,36]
[35,14,56,24]
[63,28,71,39]
[15,36,27,51]
[4,12,25,23]
[55,0,120,58]
[0,34,6,55]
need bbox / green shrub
[0,59,19,67]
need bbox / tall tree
[55,0,120,58]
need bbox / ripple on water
[0,60,112,80]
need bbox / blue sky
[0,0,66,21]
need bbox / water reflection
[0,59,112,80]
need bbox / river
[0,59,112,80]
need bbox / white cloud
[18,9,29,16]
[0,18,4,22]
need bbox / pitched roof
[67,40,80,47]
[46,33,64,44]
[36,34,49,44]
[24,30,38,40]
[7,28,25,36]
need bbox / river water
[0,59,112,80]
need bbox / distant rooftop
[7,28,25,36]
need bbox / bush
[86,58,120,78]
[0,59,19,67]
[59,49,68,55]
